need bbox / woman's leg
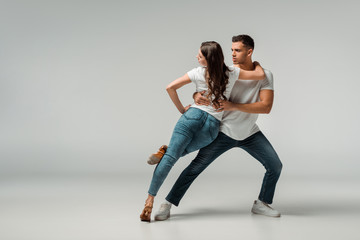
[181,113,220,156]
[148,128,194,196]
[140,194,154,222]
[141,113,196,222]
[147,113,219,163]
[147,108,206,197]
[141,108,220,221]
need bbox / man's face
[231,42,252,65]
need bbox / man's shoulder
[228,65,239,71]
[263,68,274,82]
[259,68,274,90]
[263,68,273,76]
[228,66,240,78]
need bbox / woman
[140,41,265,222]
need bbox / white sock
[165,200,172,207]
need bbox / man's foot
[154,202,171,221]
[147,145,167,165]
[251,200,281,217]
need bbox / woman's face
[196,49,207,67]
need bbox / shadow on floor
[280,199,360,216]
[165,199,360,220]
[169,207,250,220]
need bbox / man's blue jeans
[148,107,220,196]
[166,131,283,205]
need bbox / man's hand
[194,91,210,106]
[214,100,236,112]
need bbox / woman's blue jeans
[148,108,220,196]
[165,131,283,205]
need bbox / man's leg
[165,132,237,206]
[154,133,235,221]
[238,131,282,216]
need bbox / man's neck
[234,60,254,70]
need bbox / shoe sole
[154,213,170,221]
[251,209,281,217]
[147,155,161,165]
[140,218,151,222]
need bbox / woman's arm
[166,73,192,114]
[238,61,265,80]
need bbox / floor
[0,174,359,240]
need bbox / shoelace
[159,204,170,212]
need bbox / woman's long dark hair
[200,41,230,108]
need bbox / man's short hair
[232,35,254,50]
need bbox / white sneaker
[251,200,281,217]
[154,203,171,221]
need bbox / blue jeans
[148,107,220,196]
[166,131,283,205]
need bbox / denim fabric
[166,131,282,205]
[148,108,220,196]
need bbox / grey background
[1,0,359,178]
[1,1,360,240]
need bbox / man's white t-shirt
[187,66,240,121]
[220,69,274,140]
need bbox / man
[152,35,282,220]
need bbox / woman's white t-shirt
[187,66,240,121]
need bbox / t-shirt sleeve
[260,70,274,90]
[187,67,199,83]
[233,66,240,79]
[228,66,240,81]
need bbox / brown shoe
[147,145,167,165]
[140,199,153,222]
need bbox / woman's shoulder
[187,66,206,80]
[189,66,206,73]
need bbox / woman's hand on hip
[181,104,191,114]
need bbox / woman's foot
[147,145,167,165]
[140,199,154,222]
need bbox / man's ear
[247,48,253,57]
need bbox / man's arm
[216,89,274,114]
[193,91,210,106]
